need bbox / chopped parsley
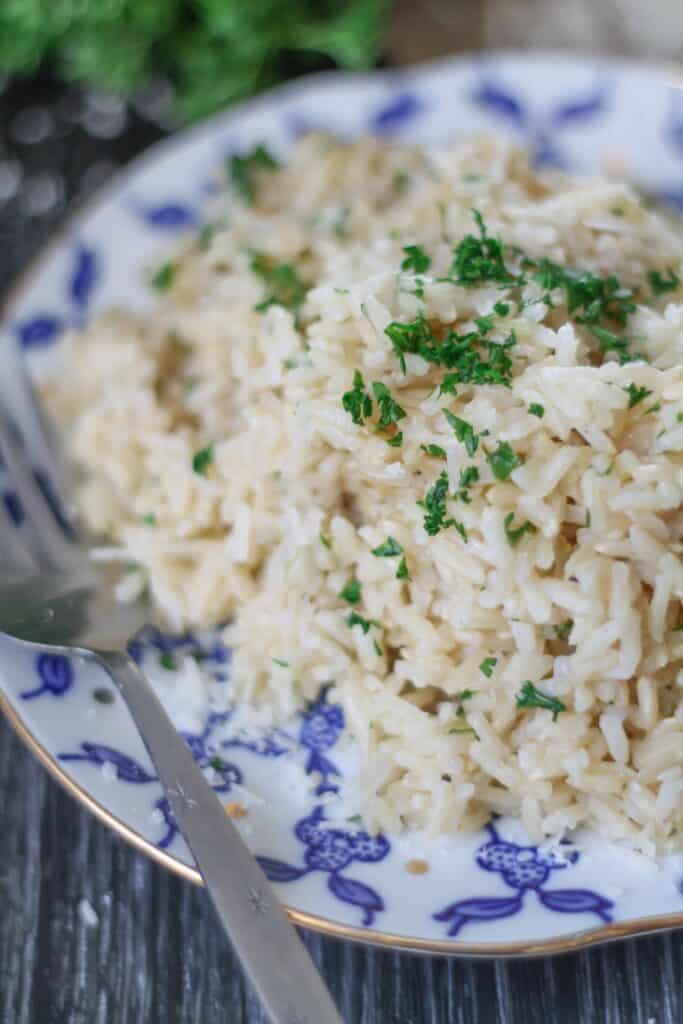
[486,442,523,481]
[532,261,636,327]
[451,210,514,286]
[421,444,447,459]
[448,726,477,736]
[387,432,403,447]
[339,579,362,605]
[503,512,537,546]
[209,756,227,772]
[192,442,214,477]
[250,253,307,312]
[396,556,410,580]
[197,222,220,251]
[371,536,403,558]
[385,312,515,386]
[587,325,637,363]
[228,144,279,203]
[479,657,497,678]
[418,471,454,536]
[453,519,468,543]
[272,658,289,668]
[346,611,380,634]
[439,373,459,397]
[645,403,661,415]
[494,301,510,316]
[373,639,383,657]
[459,689,474,702]
[401,245,431,274]
[553,619,573,639]
[159,652,176,671]
[342,371,373,426]
[141,513,156,526]
[516,681,567,721]
[624,383,653,408]
[385,314,433,374]
[372,382,406,430]
[456,465,480,503]
[444,412,479,456]
[528,403,545,418]
[320,533,332,549]
[648,267,680,296]
[151,261,176,291]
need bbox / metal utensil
[0,390,343,1024]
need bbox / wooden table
[1,24,683,1019]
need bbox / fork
[0,389,343,1024]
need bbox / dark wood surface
[1,49,683,1023]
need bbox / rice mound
[49,135,683,853]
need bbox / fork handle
[99,651,343,1024]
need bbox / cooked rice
[48,135,683,853]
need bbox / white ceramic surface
[2,53,683,955]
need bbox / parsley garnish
[396,557,410,580]
[451,210,514,286]
[373,639,383,657]
[320,533,332,550]
[142,513,156,526]
[645,403,661,415]
[372,382,406,430]
[401,245,431,274]
[587,325,637,363]
[250,252,307,312]
[228,144,279,203]
[439,373,459,397]
[479,657,497,678]
[494,301,510,316]
[448,726,477,736]
[346,612,380,634]
[454,519,468,543]
[272,658,289,668]
[192,443,214,476]
[209,756,227,772]
[151,261,176,291]
[444,412,479,456]
[528,403,544,418]
[648,267,680,296]
[342,371,373,426]
[385,314,433,374]
[159,652,176,671]
[503,512,537,546]
[456,465,479,502]
[459,689,474,702]
[553,619,573,639]
[340,579,362,605]
[418,471,454,536]
[533,261,636,327]
[385,313,515,386]
[421,444,447,459]
[486,442,523,480]
[516,681,566,721]
[372,536,403,557]
[387,432,403,447]
[624,383,653,408]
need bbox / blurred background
[2,0,683,296]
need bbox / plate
[2,52,683,956]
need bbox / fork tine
[0,399,81,571]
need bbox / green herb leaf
[648,267,680,296]
[192,442,214,476]
[387,431,403,447]
[479,657,497,678]
[528,403,545,418]
[587,325,636,363]
[228,144,279,203]
[373,639,383,657]
[141,513,156,526]
[418,471,455,536]
[401,245,431,274]
[371,536,403,557]
[251,252,307,312]
[623,383,653,408]
[516,681,567,721]
[494,301,510,316]
[346,611,380,634]
[396,556,410,580]
[486,441,523,480]
[459,689,474,701]
[453,519,468,543]
[151,261,176,291]
[159,652,176,671]
[272,658,289,668]
[342,370,373,425]
[384,313,433,374]
[372,381,406,430]
[444,412,479,456]
[448,726,477,735]
[421,444,447,459]
[320,533,332,550]
[451,210,514,286]
[340,578,362,605]
[553,619,574,640]
[209,756,226,772]
[503,512,537,546]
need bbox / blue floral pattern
[14,244,99,349]
[469,75,609,168]
[258,806,390,926]
[299,686,344,795]
[21,653,74,700]
[433,823,614,937]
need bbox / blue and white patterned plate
[2,52,683,955]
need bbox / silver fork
[0,393,343,1024]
